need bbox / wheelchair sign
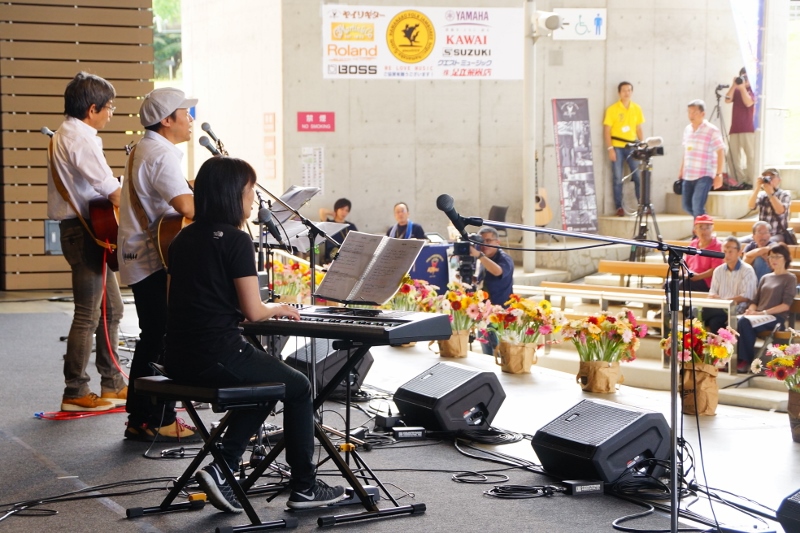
[552,9,607,41]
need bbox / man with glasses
[47,72,127,412]
[725,67,755,188]
[747,168,791,243]
[118,88,199,442]
[470,226,514,354]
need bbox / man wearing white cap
[118,87,199,442]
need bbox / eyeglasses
[104,104,116,113]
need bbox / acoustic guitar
[534,189,553,227]
[88,198,120,271]
[534,151,554,226]
[157,213,191,268]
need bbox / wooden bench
[596,259,669,287]
[711,218,758,236]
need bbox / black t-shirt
[165,221,257,371]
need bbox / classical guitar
[533,150,554,226]
[88,198,120,271]
[157,213,191,268]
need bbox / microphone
[201,122,219,143]
[199,135,221,156]
[255,193,283,245]
[643,136,663,147]
[436,194,469,240]
[41,126,54,138]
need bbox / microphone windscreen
[199,136,212,147]
[436,194,454,211]
[645,136,663,147]
[40,126,54,137]
[201,122,212,133]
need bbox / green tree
[153,0,181,80]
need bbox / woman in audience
[736,243,796,373]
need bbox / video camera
[452,233,482,285]
[625,137,664,161]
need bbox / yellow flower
[539,300,551,312]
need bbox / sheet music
[736,314,776,327]
[315,231,424,305]
[271,185,320,223]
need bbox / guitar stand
[240,338,426,528]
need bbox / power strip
[392,426,426,440]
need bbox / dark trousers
[701,307,729,333]
[737,315,785,365]
[127,269,176,428]
[168,342,316,492]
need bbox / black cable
[484,484,565,499]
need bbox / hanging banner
[552,98,598,233]
[322,5,523,80]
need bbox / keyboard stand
[241,336,426,527]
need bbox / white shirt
[47,116,119,220]
[709,259,758,314]
[117,130,192,285]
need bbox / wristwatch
[479,252,486,259]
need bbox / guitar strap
[125,145,167,267]
[48,137,115,252]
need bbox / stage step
[536,346,790,412]
[665,189,755,219]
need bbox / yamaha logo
[386,10,436,64]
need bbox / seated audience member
[680,215,724,292]
[164,157,345,512]
[469,226,515,355]
[319,198,357,263]
[702,236,757,332]
[736,243,796,373]
[387,202,425,239]
[743,221,773,281]
[747,168,791,242]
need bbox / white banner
[322,5,524,80]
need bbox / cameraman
[469,226,514,355]
[724,68,755,187]
[747,168,791,242]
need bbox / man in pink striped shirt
[678,99,725,217]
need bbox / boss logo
[338,64,377,75]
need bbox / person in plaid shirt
[747,168,791,242]
[677,99,725,217]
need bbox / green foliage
[153,0,181,80]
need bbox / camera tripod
[709,86,740,187]
[629,155,665,266]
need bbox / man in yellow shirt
[603,81,645,216]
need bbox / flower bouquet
[430,281,490,358]
[483,296,566,373]
[561,309,648,393]
[660,319,738,415]
[752,337,800,441]
[384,274,439,313]
[272,259,321,303]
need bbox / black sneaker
[287,479,347,509]
[195,463,243,513]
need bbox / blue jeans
[612,147,641,209]
[480,329,499,355]
[681,176,713,217]
[60,219,125,398]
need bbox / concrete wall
[183,0,750,239]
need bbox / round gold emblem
[386,10,435,64]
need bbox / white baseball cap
[139,87,198,127]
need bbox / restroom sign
[552,9,607,41]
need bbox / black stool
[125,373,296,532]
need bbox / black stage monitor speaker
[778,489,800,533]
[393,362,506,432]
[285,338,373,395]
[531,399,670,483]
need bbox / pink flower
[638,325,648,338]
[539,324,552,335]
[466,303,481,320]
[716,328,736,343]
[678,350,692,362]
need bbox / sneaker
[124,419,202,443]
[101,386,128,406]
[287,479,347,509]
[61,393,115,412]
[195,463,243,513]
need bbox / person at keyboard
[164,156,345,513]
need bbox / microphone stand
[455,214,722,533]
[257,187,340,406]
